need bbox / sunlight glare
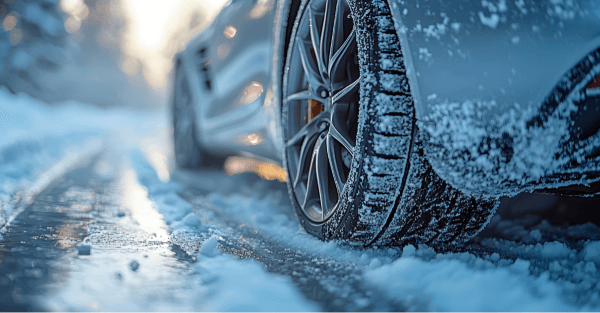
[120,169,169,239]
[120,0,230,89]
[224,156,287,182]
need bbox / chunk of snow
[541,241,573,259]
[549,261,562,272]
[129,260,139,272]
[529,229,542,241]
[478,12,500,29]
[582,240,600,264]
[402,244,416,257]
[418,48,432,61]
[76,243,91,255]
[451,22,461,32]
[200,236,220,257]
[509,259,530,275]
[584,262,597,274]
[369,258,382,269]
[171,212,202,231]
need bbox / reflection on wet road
[0,155,195,311]
[0,160,97,311]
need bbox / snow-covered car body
[388,0,600,195]
[175,0,600,197]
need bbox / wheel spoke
[327,134,345,194]
[308,7,326,81]
[329,102,355,155]
[329,0,347,62]
[314,137,333,218]
[285,90,327,103]
[286,111,327,147]
[293,131,319,189]
[328,28,356,86]
[319,0,336,76]
[302,149,319,209]
[332,76,360,104]
[297,39,323,89]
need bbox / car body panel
[387,0,600,195]
[176,0,281,162]
[387,0,600,120]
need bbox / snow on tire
[282,0,499,247]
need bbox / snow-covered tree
[0,0,74,93]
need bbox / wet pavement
[0,155,197,311]
[0,159,98,311]
[1,147,600,311]
[0,150,403,311]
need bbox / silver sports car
[171,0,600,246]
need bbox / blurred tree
[0,0,75,94]
[0,0,160,109]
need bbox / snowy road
[2,90,600,311]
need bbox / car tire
[172,63,225,169]
[281,0,499,246]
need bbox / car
[171,0,600,247]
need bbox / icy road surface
[2,89,600,311]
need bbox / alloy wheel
[283,0,360,223]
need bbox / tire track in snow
[179,192,400,312]
[0,138,103,235]
[169,169,404,311]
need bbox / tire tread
[344,0,498,247]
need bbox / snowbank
[364,253,574,311]
[0,88,165,232]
